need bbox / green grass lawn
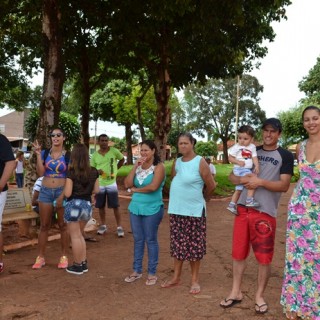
[119,161,299,198]
[119,161,235,197]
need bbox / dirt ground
[0,185,295,320]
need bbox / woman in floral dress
[280,106,320,320]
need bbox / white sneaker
[97,225,107,235]
[117,227,124,238]
[227,206,238,215]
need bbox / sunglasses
[50,133,63,138]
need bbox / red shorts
[232,206,276,265]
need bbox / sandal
[124,273,142,283]
[161,280,180,288]
[255,303,268,314]
[146,276,157,286]
[189,284,201,295]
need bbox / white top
[15,160,24,174]
[209,163,216,175]
[228,143,257,169]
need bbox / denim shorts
[64,199,92,222]
[0,191,7,232]
[38,185,64,204]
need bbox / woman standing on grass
[32,128,69,269]
[124,140,165,285]
[280,106,320,320]
[162,132,216,294]
[63,143,99,275]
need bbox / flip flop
[146,276,158,286]
[220,298,242,308]
[189,284,201,295]
[255,303,268,314]
[161,280,180,288]
[85,237,98,242]
[124,273,142,283]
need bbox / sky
[1,0,320,138]
[250,0,320,117]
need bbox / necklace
[50,149,63,160]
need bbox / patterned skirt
[169,212,206,261]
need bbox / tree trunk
[79,49,91,148]
[136,82,151,142]
[136,97,146,142]
[153,57,171,161]
[125,123,133,165]
[221,137,229,164]
[80,72,90,148]
[25,0,64,190]
[38,0,64,148]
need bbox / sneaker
[32,256,46,269]
[117,226,124,238]
[0,263,3,274]
[66,263,83,275]
[97,225,107,235]
[227,206,238,215]
[246,200,260,207]
[82,260,88,273]
[58,256,68,269]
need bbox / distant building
[0,110,31,150]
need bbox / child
[63,144,100,275]
[227,125,260,214]
[32,176,44,213]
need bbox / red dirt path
[0,185,294,320]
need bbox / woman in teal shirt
[124,140,165,286]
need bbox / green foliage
[194,141,218,158]
[299,56,320,104]
[25,109,81,150]
[109,137,127,153]
[277,105,307,147]
[183,75,266,162]
[184,75,265,137]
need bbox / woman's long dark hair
[140,140,161,166]
[68,143,91,185]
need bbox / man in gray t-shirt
[220,118,294,314]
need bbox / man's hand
[242,174,261,190]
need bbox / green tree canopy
[195,141,218,159]
[25,109,81,150]
[183,75,266,163]
[299,56,320,105]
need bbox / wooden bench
[2,188,39,236]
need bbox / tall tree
[184,75,266,163]
[38,0,65,148]
[107,0,290,159]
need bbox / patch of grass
[118,161,235,197]
[118,161,298,197]
[214,164,234,197]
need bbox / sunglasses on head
[50,133,63,138]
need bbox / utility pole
[235,75,240,142]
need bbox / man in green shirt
[91,134,125,237]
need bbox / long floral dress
[280,140,320,320]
